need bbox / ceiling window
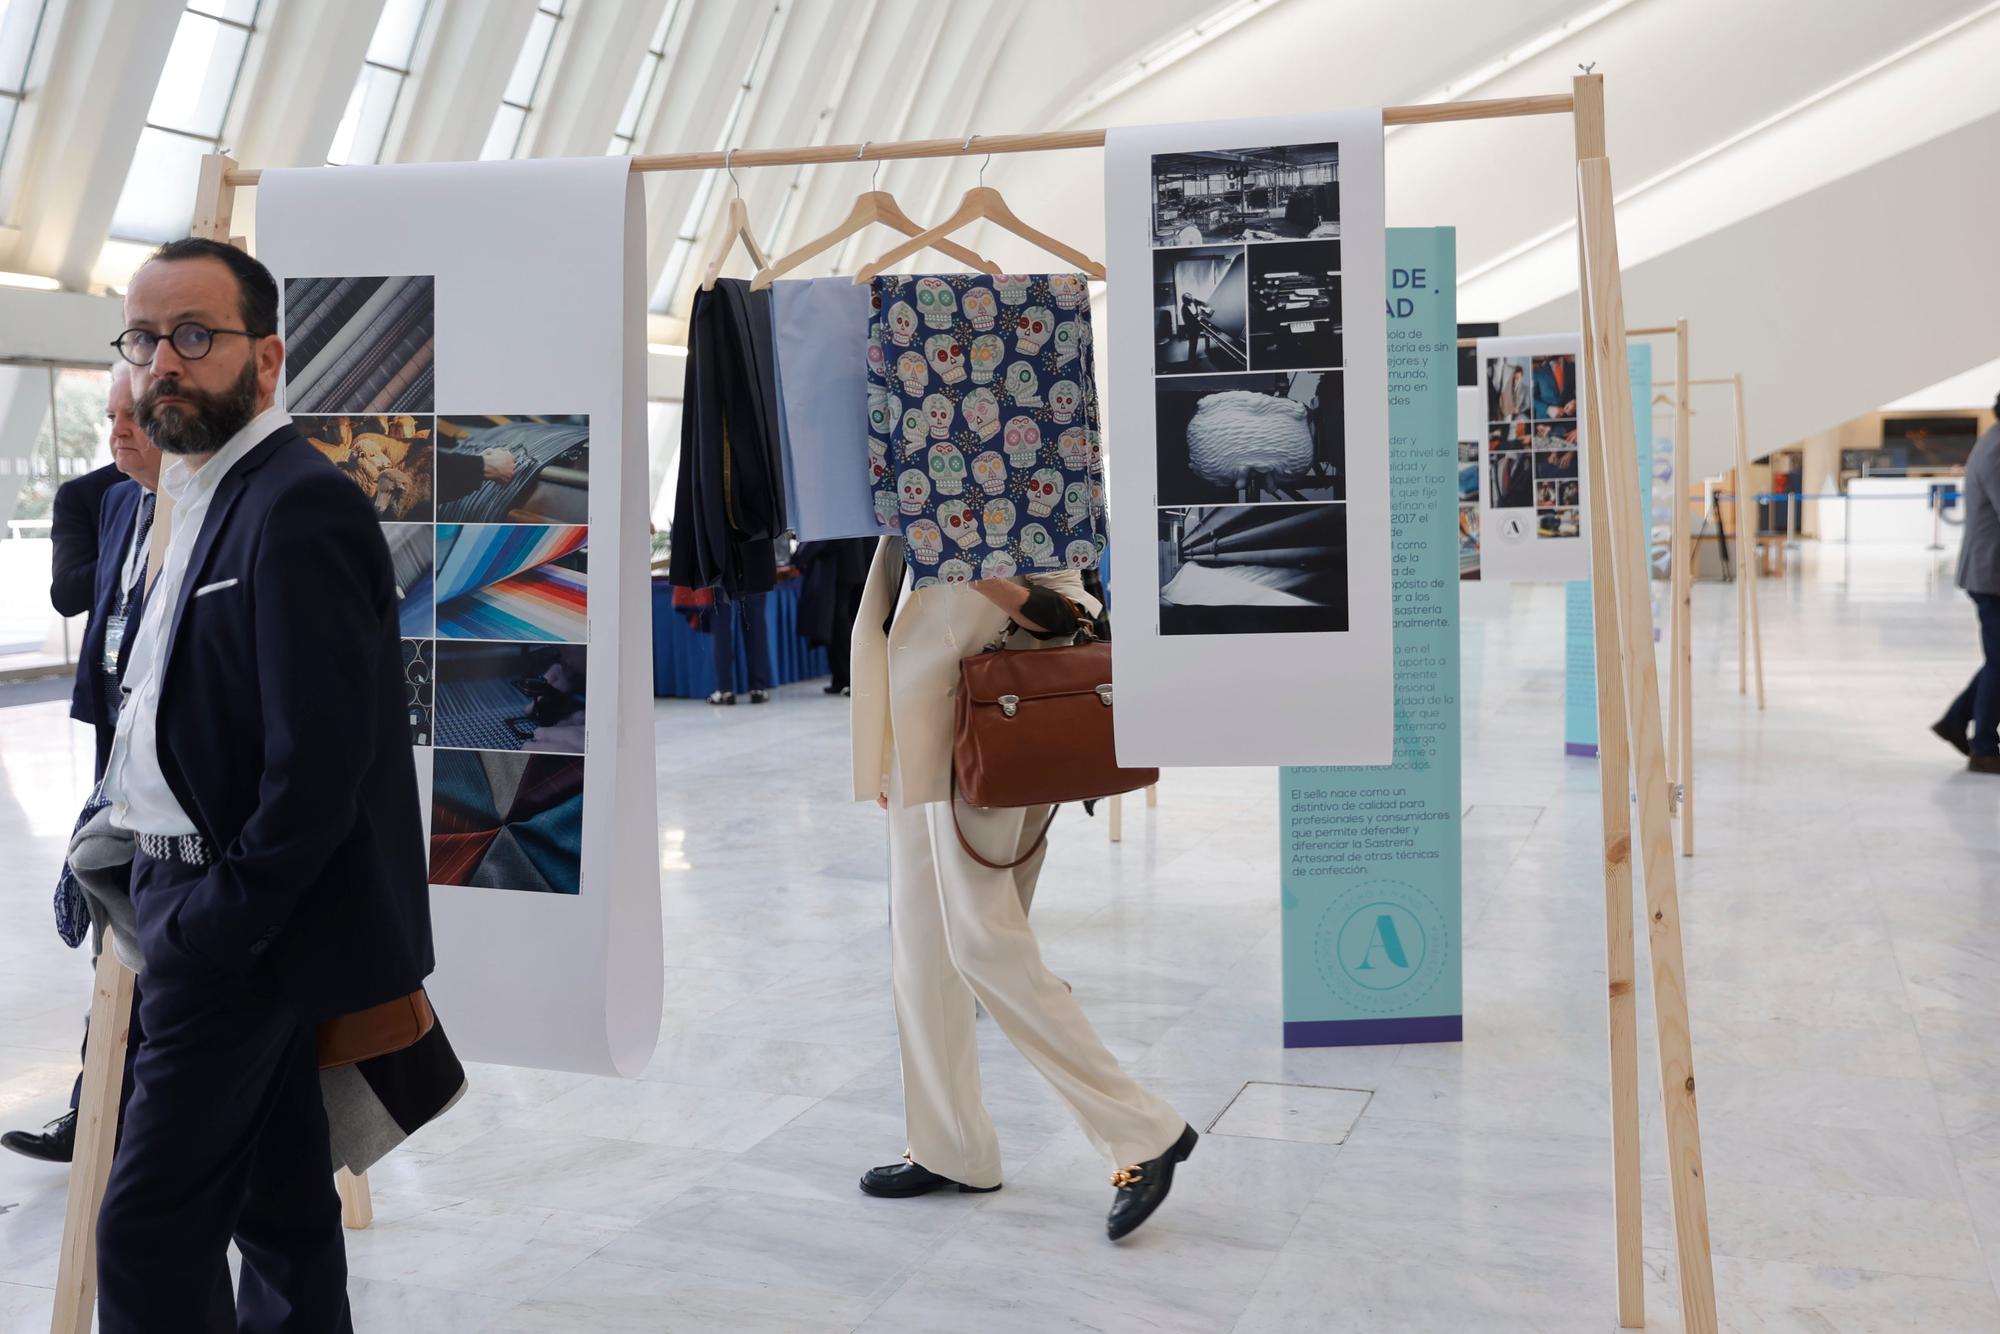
[0,0,50,184]
[328,0,433,166]
[106,1,263,246]
[606,1,680,156]
[480,0,566,161]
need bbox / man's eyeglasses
[110,322,263,367]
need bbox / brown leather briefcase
[951,633,1158,870]
[317,989,435,1070]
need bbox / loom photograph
[434,641,586,755]
[1246,240,1341,370]
[1149,142,1341,245]
[1157,503,1348,636]
[1154,371,1342,505]
[1152,245,1248,374]
[282,275,435,413]
[436,414,590,525]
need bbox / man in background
[1936,393,2000,774]
[48,457,124,624]
[1,370,160,1166]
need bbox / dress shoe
[1971,753,2000,776]
[1106,1123,1198,1241]
[748,689,770,704]
[1933,719,1972,756]
[859,1150,1000,1198]
[1,1110,76,1164]
[707,690,736,706]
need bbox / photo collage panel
[1148,142,1348,635]
[1458,435,1480,581]
[281,275,588,897]
[1482,350,1581,542]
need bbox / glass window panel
[0,0,48,92]
[187,0,260,23]
[367,0,429,68]
[648,0,678,53]
[613,52,655,141]
[542,0,566,16]
[480,103,525,162]
[502,10,556,107]
[0,98,16,168]
[109,126,208,243]
[328,63,401,166]
[147,12,248,138]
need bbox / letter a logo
[1354,914,1409,973]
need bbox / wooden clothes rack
[52,75,1715,1334]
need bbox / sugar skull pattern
[867,273,1105,585]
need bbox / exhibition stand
[52,74,1717,1334]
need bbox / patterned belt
[134,831,215,867]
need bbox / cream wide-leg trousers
[886,754,1185,1188]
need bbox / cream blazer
[850,537,1100,809]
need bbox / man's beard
[137,358,260,457]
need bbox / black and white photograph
[1155,371,1341,505]
[283,275,435,414]
[1153,246,1248,374]
[1247,241,1341,370]
[435,641,587,755]
[1489,446,1533,508]
[1150,143,1341,245]
[1158,503,1348,636]
[1485,355,1532,423]
[436,414,590,525]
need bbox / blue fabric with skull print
[865,272,1106,586]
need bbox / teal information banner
[1280,228,1461,1047]
[1563,341,1653,757]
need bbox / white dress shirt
[104,405,291,835]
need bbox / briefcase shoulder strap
[949,772,1060,871]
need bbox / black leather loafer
[2,1110,77,1164]
[859,1152,1000,1198]
[1106,1123,1198,1241]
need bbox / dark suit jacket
[70,480,147,728]
[152,422,433,1022]
[50,461,126,617]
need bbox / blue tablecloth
[651,577,830,698]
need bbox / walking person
[849,538,1196,1240]
[1935,394,2000,774]
[93,237,434,1332]
[707,587,773,705]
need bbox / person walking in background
[849,539,1196,1240]
[707,587,773,705]
[794,537,872,696]
[1936,393,2000,774]
[2,369,160,1168]
[93,237,434,1332]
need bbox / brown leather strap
[949,772,1059,871]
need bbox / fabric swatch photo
[436,415,589,526]
[383,522,435,637]
[282,275,435,414]
[429,749,583,895]
[299,414,435,521]
[435,523,587,643]
[434,641,585,755]
[866,273,1107,585]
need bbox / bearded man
[93,237,432,1333]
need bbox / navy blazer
[70,479,147,729]
[151,422,433,1022]
[50,461,125,618]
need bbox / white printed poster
[258,157,662,1076]
[1475,333,1589,582]
[1104,113,1392,766]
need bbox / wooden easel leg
[1108,793,1122,843]
[1144,783,1157,808]
[336,1168,373,1230]
[1675,323,1695,856]
[1579,152,1719,1334]
[1573,176,1645,1330]
[1733,374,1766,711]
[51,945,136,1334]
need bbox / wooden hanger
[699,148,770,291]
[855,137,1106,284]
[751,144,998,290]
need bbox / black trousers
[828,579,861,691]
[97,853,350,1334]
[1943,590,2000,757]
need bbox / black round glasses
[110,321,262,367]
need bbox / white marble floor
[2,543,1998,1332]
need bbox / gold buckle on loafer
[1110,1167,1144,1189]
